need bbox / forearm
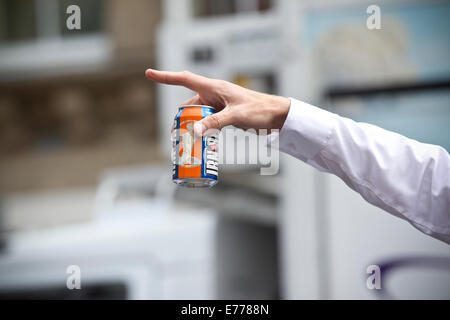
[275,98,450,243]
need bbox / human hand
[145,69,290,136]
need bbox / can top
[179,104,215,110]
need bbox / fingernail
[194,122,206,137]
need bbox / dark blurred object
[191,46,214,63]
[0,97,31,152]
[325,79,450,99]
[0,283,126,300]
[0,0,37,43]
[0,198,5,252]
[193,0,272,17]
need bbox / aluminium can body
[172,105,218,188]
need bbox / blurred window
[0,0,103,45]
[329,87,450,153]
[233,73,277,94]
[0,0,37,43]
[0,0,109,79]
[59,0,103,37]
[0,282,127,299]
[193,0,272,17]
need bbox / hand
[145,69,291,136]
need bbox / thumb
[194,110,233,137]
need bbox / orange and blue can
[172,105,218,187]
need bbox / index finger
[145,69,211,92]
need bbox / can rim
[179,104,215,109]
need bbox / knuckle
[228,110,238,123]
[232,108,248,127]
[214,80,230,104]
[209,114,221,129]
[232,107,243,119]
[178,70,190,83]
[216,80,229,91]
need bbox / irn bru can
[172,105,219,187]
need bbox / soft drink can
[172,105,219,187]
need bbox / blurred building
[157,0,450,300]
[0,0,161,193]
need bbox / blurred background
[0,0,449,299]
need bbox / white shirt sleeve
[272,98,450,244]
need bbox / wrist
[272,96,291,130]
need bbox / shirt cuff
[269,98,338,160]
